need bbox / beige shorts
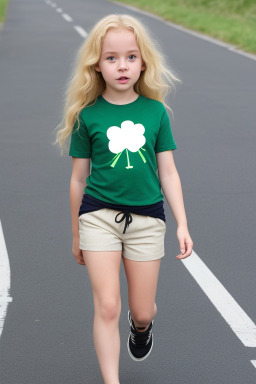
[78,208,166,262]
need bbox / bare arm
[156,150,193,259]
[70,157,91,264]
[156,150,187,227]
[70,157,91,236]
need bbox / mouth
[117,76,129,80]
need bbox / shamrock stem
[126,149,133,169]
[138,149,146,163]
[111,152,123,167]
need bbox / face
[95,28,145,95]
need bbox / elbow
[70,175,89,185]
[159,169,178,184]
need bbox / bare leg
[134,303,157,332]
[83,250,122,384]
[122,258,161,331]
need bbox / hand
[72,236,86,265]
[176,225,193,260]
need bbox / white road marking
[41,0,256,374]
[0,221,13,339]
[62,13,73,22]
[181,251,256,347]
[74,26,88,38]
[112,1,256,62]
[44,2,88,39]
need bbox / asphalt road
[0,0,256,383]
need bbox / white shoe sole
[127,333,154,362]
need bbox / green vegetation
[0,0,8,22]
[116,0,256,54]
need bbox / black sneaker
[127,310,154,361]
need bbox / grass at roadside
[0,0,8,22]
[116,0,256,54]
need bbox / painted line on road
[62,13,73,23]
[45,1,256,62]
[0,220,13,340]
[74,26,88,38]
[181,251,256,347]
[112,1,256,62]
[42,4,256,347]
[44,1,88,39]
[42,5,256,348]
[251,360,256,368]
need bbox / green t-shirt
[69,94,177,206]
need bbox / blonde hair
[53,14,181,155]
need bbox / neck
[102,89,139,105]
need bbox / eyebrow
[103,49,140,55]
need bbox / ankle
[135,324,149,332]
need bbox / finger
[176,245,193,259]
[79,254,86,264]
[74,253,86,265]
[77,258,86,265]
[80,250,86,265]
[176,251,191,259]
[76,249,85,263]
[179,239,186,256]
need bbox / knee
[97,298,121,322]
[132,310,153,326]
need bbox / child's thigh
[122,257,161,314]
[82,250,122,310]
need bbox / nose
[118,57,128,71]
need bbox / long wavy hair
[53,13,181,155]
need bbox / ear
[141,61,146,71]
[95,64,101,72]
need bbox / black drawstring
[115,211,133,234]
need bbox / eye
[107,56,115,62]
[128,54,136,60]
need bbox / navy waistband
[79,194,165,234]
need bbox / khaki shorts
[78,208,166,262]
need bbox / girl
[54,14,193,384]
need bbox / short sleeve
[155,107,177,153]
[69,115,91,158]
